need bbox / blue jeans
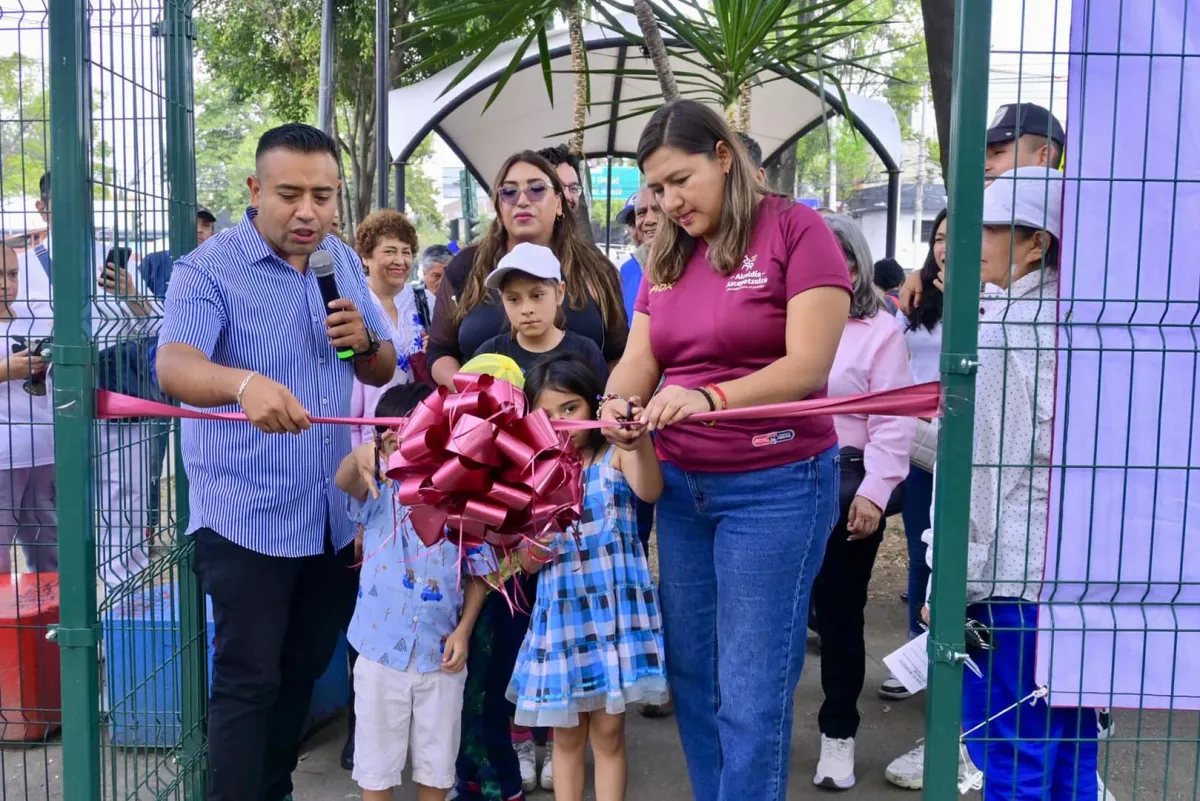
[657,448,839,801]
[963,601,1098,801]
[901,465,934,637]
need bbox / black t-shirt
[473,330,609,383]
[427,245,626,373]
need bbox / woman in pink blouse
[601,100,852,801]
[811,214,915,790]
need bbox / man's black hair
[537,144,581,173]
[39,171,50,203]
[373,382,434,433]
[255,123,338,163]
[197,207,217,224]
[735,132,763,170]
[873,258,905,292]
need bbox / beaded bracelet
[596,393,623,419]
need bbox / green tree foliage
[197,0,481,231]
[0,54,116,202]
[793,0,928,201]
[406,136,446,247]
[0,53,47,202]
[194,78,281,217]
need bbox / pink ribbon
[96,379,942,589]
[96,380,942,431]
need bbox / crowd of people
[0,87,1104,801]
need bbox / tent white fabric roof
[387,15,903,190]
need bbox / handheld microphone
[310,250,354,361]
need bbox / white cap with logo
[982,166,1064,240]
[485,242,563,290]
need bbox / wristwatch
[353,329,382,361]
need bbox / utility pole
[316,0,335,133]
[828,158,837,211]
[374,0,389,209]
[913,86,928,257]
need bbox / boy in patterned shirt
[336,383,492,801]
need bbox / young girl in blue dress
[508,353,668,801]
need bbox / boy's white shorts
[351,655,468,791]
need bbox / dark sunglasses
[498,182,550,206]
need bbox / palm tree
[402,0,665,157]
[627,0,876,133]
[631,0,679,101]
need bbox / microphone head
[309,250,335,278]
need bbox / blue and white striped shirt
[158,209,394,556]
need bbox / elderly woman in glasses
[807,214,915,790]
[426,150,626,389]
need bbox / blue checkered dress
[507,447,669,727]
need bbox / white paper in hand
[883,632,929,694]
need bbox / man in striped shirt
[156,124,396,801]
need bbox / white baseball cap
[485,242,563,290]
[982,166,1064,240]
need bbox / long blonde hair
[455,151,626,334]
[636,100,766,285]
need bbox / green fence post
[163,1,205,796]
[922,0,991,798]
[48,2,101,800]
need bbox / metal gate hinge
[940,352,979,375]
[929,639,970,666]
[47,624,99,648]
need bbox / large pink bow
[385,373,583,551]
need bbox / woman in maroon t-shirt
[600,100,852,800]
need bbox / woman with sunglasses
[426,150,626,390]
[433,151,626,801]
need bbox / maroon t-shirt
[634,195,852,472]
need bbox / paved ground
[292,575,928,801]
[4,528,1199,800]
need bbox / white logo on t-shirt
[726,253,767,292]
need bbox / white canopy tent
[387,16,905,255]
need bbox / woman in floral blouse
[349,209,427,447]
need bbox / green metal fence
[0,1,206,800]
[924,1,1200,799]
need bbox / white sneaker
[879,672,914,700]
[1098,773,1116,801]
[540,740,554,790]
[884,743,924,790]
[884,742,980,791]
[813,735,856,790]
[514,739,537,793]
[446,786,459,801]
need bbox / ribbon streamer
[95,380,942,431]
